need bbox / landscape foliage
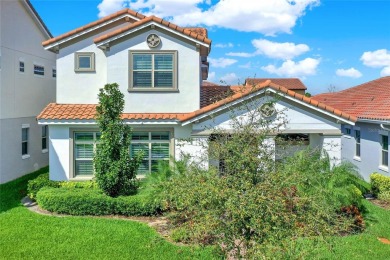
[156,90,369,258]
[94,83,143,197]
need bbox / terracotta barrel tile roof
[94,15,211,45]
[246,78,307,90]
[38,80,357,124]
[37,103,187,121]
[42,8,146,47]
[313,76,390,121]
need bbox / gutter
[380,124,390,131]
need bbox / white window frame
[42,125,48,153]
[74,52,95,72]
[354,129,361,159]
[72,131,100,178]
[128,51,178,91]
[22,124,30,159]
[19,60,25,73]
[52,67,56,78]
[381,134,389,169]
[130,130,173,174]
[33,64,45,76]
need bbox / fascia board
[44,13,141,50]
[96,21,210,48]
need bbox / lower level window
[355,130,361,157]
[22,127,29,156]
[130,131,171,174]
[74,132,100,176]
[382,135,389,167]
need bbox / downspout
[380,124,390,131]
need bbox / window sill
[42,149,48,154]
[343,135,352,139]
[22,154,30,159]
[379,165,389,172]
[128,88,179,93]
[70,176,93,181]
[353,156,361,162]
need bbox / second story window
[52,68,56,78]
[19,61,25,72]
[75,52,95,72]
[34,65,44,76]
[129,51,177,90]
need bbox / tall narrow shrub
[94,83,143,197]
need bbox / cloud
[239,62,252,69]
[381,67,390,77]
[96,0,319,35]
[336,68,362,78]
[98,0,127,18]
[220,73,240,85]
[226,52,254,58]
[252,39,310,60]
[215,43,234,48]
[261,58,320,77]
[209,57,237,68]
[360,49,390,68]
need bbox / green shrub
[59,180,98,189]
[370,173,390,196]
[161,149,368,258]
[36,187,161,216]
[378,191,390,202]
[27,173,60,200]
[27,173,98,200]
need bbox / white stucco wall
[49,125,70,181]
[0,0,56,119]
[56,28,201,113]
[0,1,55,183]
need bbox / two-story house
[0,0,56,183]
[37,8,357,181]
[314,77,390,180]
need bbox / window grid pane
[355,130,361,157]
[382,136,388,166]
[22,128,29,155]
[74,132,100,177]
[131,131,171,174]
[34,65,44,76]
[19,62,25,72]
[78,56,91,69]
[132,53,174,88]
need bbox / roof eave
[43,13,143,51]
[95,20,210,50]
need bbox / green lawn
[1,169,390,259]
[0,168,217,260]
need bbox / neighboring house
[0,0,56,183]
[314,77,390,180]
[37,8,357,181]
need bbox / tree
[93,83,143,197]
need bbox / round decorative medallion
[259,103,276,118]
[147,34,161,48]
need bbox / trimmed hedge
[370,173,390,196]
[36,187,162,216]
[27,173,60,200]
[27,173,98,200]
